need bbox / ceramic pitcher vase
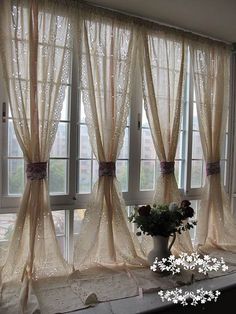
[147,235,175,266]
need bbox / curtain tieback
[206,161,220,176]
[160,161,175,174]
[26,162,47,181]
[99,162,116,177]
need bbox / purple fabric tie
[160,161,175,174]
[206,161,220,176]
[26,162,47,181]
[99,162,116,177]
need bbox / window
[0,28,232,258]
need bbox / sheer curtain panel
[74,12,146,269]
[190,40,236,258]
[0,0,73,310]
[140,29,193,255]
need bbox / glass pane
[192,131,203,159]
[174,160,182,188]
[142,105,149,128]
[176,131,183,159]
[116,160,128,192]
[79,125,92,158]
[92,159,99,185]
[0,214,17,265]
[78,160,91,194]
[61,86,70,120]
[8,120,23,157]
[8,159,24,195]
[52,211,65,235]
[191,160,203,188]
[49,159,67,194]
[80,99,86,123]
[55,235,65,258]
[52,210,66,257]
[50,122,68,158]
[140,160,155,191]
[192,103,199,130]
[0,214,16,241]
[118,127,129,159]
[141,129,155,159]
[74,209,86,236]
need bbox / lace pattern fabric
[139,28,193,255]
[0,0,73,310]
[190,39,236,257]
[73,12,146,269]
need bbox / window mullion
[185,51,193,196]
[68,47,79,205]
[127,59,142,204]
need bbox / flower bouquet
[129,200,197,238]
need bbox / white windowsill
[70,272,236,314]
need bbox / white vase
[147,235,171,266]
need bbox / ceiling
[85,0,236,43]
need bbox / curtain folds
[73,13,146,269]
[140,29,193,255]
[0,1,235,312]
[0,0,73,309]
[190,40,236,258]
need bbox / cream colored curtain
[190,40,236,257]
[73,12,146,269]
[0,0,72,308]
[140,29,193,254]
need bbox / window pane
[116,160,128,192]
[60,86,70,120]
[0,213,16,241]
[0,214,16,265]
[79,125,92,158]
[141,129,155,159]
[188,200,199,242]
[192,131,203,159]
[192,103,199,130]
[175,160,182,188]
[92,159,99,185]
[74,209,86,236]
[8,159,24,195]
[118,127,129,159]
[52,211,65,258]
[80,99,86,123]
[142,106,149,128]
[50,123,68,158]
[191,160,203,188]
[8,120,23,157]
[78,160,91,194]
[140,160,155,191]
[176,131,183,159]
[49,159,68,194]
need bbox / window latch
[137,113,141,130]
[2,102,6,123]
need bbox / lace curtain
[190,40,236,257]
[73,12,146,269]
[0,0,73,309]
[140,29,193,254]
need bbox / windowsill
[71,272,236,314]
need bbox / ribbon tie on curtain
[99,162,116,177]
[160,161,175,174]
[206,161,220,176]
[26,162,47,180]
